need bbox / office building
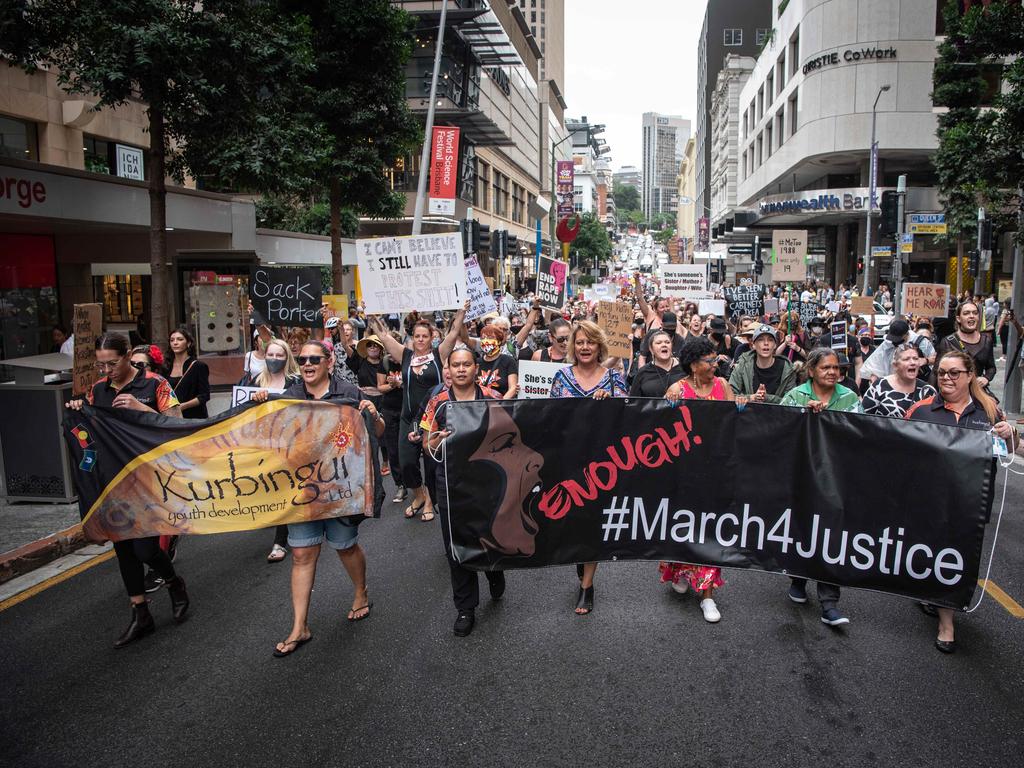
[676,137,698,260]
[641,112,691,219]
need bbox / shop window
[95,274,147,325]
[0,115,39,161]
[0,235,57,363]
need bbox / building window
[765,123,773,158]
[82,135,145,179]
[475,160,490,210]
[757,85,764,120]
[788,92,798,137]
[512,183,525,224]
[741,151,747,180]
[756,134,763,167]
[493,171,509,218]
[741,109,748,139]
[775,110,785,149]
[724,29,742,46]
[788,29,800,78]
[0,115,39,161]
[756,28,769,47]
[766,71,775,106]
[459,143,476,203]
[776,52,787,93]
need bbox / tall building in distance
[641,113,691,220]
[695,0,773,226]
[613,165,642,191]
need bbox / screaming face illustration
[468,403,544,557]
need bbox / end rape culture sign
[537,256,568,311]
[250,266,323,327]
[357,233,466,314]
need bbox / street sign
[900,233,914,254]
[908,213,947,235]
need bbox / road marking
[979,579,1024,618]
[0,550,114,613]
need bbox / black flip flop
[272,635,312,658]
[347,602,374,622]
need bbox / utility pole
[410,0,448,236]
[863,84,890,295]
[1006,181,1024,414]
[974,207,985,298]
[893,174,907,314]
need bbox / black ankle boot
[166,576,190,623]
[114,601,155,648]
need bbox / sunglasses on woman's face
[296,355,325,366]
[131,361,149,371]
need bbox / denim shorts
[287,516,361,550]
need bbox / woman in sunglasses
[65,333,187,648]
[906,349,1017,654]
[130,344,166,377]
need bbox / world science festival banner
[64,401,383,542]
[444,399,994,609]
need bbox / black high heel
[114,601,155,648]
[575,585,594,615]
[166,576,190,623]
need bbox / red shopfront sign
[428,126,460,216]
[0,234,56,289]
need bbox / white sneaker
[700,598,721,623]
[670,580,688,594]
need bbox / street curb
[0,524,86,585]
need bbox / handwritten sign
[537,256,568,311]
[850,296,876,315]
[598,301,633,359]
[517,360,568,399]
[231,386,284,407]
[764,298,780,316]
[660,265,709,300]
[796,301,819,326]
[698,299,726,317]
[356,234,465,314]
[464,255,497,320]
[72,303,102,396]
[772,230,808,278]
[723,285,765,318]
[902,283,950,318]
[250,266,323,327]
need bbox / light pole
[411,0,448,236]
[862,83,890,295]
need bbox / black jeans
[272,525,288,548]
[115,537,177,597]
[398,416,424,489]
[790,577,840,610]
[381,406,404,485]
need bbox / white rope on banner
[964,435,1015,614]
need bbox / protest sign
[322,294,349,321]
[698,299,726,317]
[763,298,780,315]
[795,301,819,326]
[660,265,709,300]
[723,285,765,318]
[536,256,568,311]
[850,296,875,315]
[517,360,568,399]
[72,303,102,396]
[231,386,284,407]
[826,301,841,313]
[772,230,808,279]
[902,283,950,318]
[830,321,848,350]
[598,301,633,359]
[250,266,323,327]
[356,234,465,314]
[65,401,384,542]
[445,398,993,609]
[464,255,497,320]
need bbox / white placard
[517,360,569,399]
[660,265,709,300]
[772,229,808,278]
[464,255,496,320]
[356,234,466,313]
[116,144,144,180]
[764,298,780,315]
[232,386,284,407]
[698,299,726,316]
[826,301,841,313]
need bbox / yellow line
[0,550,115,613]
[979,579,1024,618]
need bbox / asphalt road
[1,470,1022,768]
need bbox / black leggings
[398,416,425,489]
[114,536,176,597]
[381,407,404,485]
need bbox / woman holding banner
[662,336,732,623]
[369,303,468,522]
[549,321,627,615]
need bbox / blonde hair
[255,338,299,387]
[567,320,609,365]
[937,349,998,423]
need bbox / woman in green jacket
[728,324,797,404]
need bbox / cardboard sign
[322,294,349,321]
[764,298,780,316]
[826,301,841,313]
[796,301,819,326]
[830,321,848,351]
[72,303,102,396]
[517,360,569,399]
[598,301,633,359]
[427,126,459,216]
[464,255,497,321]
[660,265,709,300]
[231,386,284,407]
[772,230,808,278]
[698,299,726,317]
[537,256,568,311]
[902,283,950,318]
[356,234,465,314]
[723,285,765,318]
[850,296,876,315]
[250,266,323,327]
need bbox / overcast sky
[563,0,708,170]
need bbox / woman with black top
[629,329,684,397]
[477,325,519,398]
[370,303,468,521]
[167,326,210,419]
[375,335,407,503]
[354,335,391,476]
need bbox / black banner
[443,399,993,609]
[249,266,323,327]
[724,284,765,318]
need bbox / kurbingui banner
[65,401,382,542]
[443,399,993,609]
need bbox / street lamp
[862,83,890,295]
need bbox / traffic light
[980,219,993,250]
[857,257,865,273]
[491,230,508,260]
[460,219,472,254]
[506,233,518,258]
[969,249,981,276]
[880,190,899,237]
[476,223,490,254]
[754,248,764,275]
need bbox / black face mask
[265,358,286,374]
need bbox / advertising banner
[428,126,460,216]
[249,266,323,327]
[556,160,575,220]
[65,401,383,542]
[536,256,568,311]
[356,234,465,314]
[444,399,993,609]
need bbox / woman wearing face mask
[167,327,210,419]
[477,325,519,399]
[862,344,936,418]
[369,304,468,522]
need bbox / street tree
[8,0,322,343]
[571,212,612,272]
[613,182,641,212]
